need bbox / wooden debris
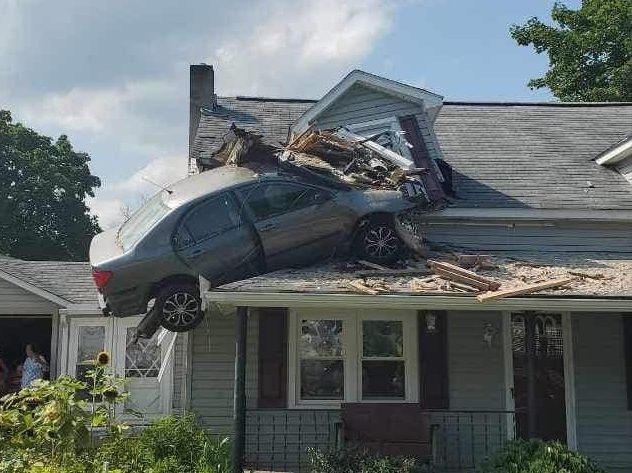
[476,277,575,302]
[428,260,501,291]
[357,260,390,271]
[347,280,379,295]
[356,268,432,278]
[568,270,606,280]
[458,254,494,270]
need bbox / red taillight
[92,268,113,290]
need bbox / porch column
[232,306,248,473]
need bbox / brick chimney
[189,64,215,170]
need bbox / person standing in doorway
[21,343,48,389]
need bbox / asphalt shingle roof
[0,257,98,305]
[193,97,632,210]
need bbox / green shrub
[307,447,433,473]
[477,439,607,473]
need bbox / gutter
[204,290,632,313]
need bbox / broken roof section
[198,118,449,208]
[193,96,632,210]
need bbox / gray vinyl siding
[573,314,632,473]
[0,278,58,314]
[171,333,188,412]
[189,309,259,434]
[448,311,505,410]
[615,159,632,184]
[312,83,443,162]
[422,220,632,253]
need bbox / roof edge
[0,267,71,307]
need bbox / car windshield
[118,192,170,250]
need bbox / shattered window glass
[181,194,240,243]
[299,319,344,400]
[241,183,321,220]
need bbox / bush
[477,439,607,473]
[307,447,433,473]
[93,414,231,473]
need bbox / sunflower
[96,351,110,366]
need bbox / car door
[237,181,349,270]
[173,193,261,285]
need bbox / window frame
[288,308,418,409]
[236,181,332,223]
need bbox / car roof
[165,166,258,208]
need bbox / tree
[511,0,632,101]
[0,110,101,261]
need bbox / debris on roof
[202,123,449,208]
[215,251,632,300]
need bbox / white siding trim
[502,311,516,440]
[563,312,578,450]
[0,268,69,307]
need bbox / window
[289,310,417,407]
[362,320,405,399]
[180,194,240,244]
[75,326,106,380]
[240,183,324,221]
[125,328,161,378]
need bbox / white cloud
[1,0,407,234]
[210,0,397,96]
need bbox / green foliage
[477,439,607,473]
[93,414,231,473]
[307,447,433,473]
[510,0,632,101]
[0,110,101,261]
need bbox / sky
[0,0,581,229]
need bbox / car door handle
[260,223,276,232]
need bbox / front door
[66,316,174,421]
[511,312,566,442]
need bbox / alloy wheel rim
[163,292,199,327]
[364,226,399,258]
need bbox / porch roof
[207,251,632,310]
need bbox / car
[90,165,416,336]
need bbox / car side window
[178,194,241,245]
[241,183,328,221]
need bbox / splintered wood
[476,277,575,302]
[428,260,500,292]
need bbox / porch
[244,408,515,472]
[191,289,632,473]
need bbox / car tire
[154,283,204,332]
[356,216,404,264]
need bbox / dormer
[595,135,632,183]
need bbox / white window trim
[288,308,418,409]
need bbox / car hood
[90,228,124,268]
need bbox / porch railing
[244,408,516,472]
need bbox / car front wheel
[357,217,404,264]
[154,283,204,332]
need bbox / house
[186,65,632,472]
[0,256,186,419]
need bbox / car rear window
[118,192,171,250]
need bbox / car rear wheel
[357,217,404,264]
[154,283,204,332]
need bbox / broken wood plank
[357,260,391,271]
[568,270,606,280]
[346,280,379,295]
[476,277,575,303]
[356,268,431,278]
[433,266,493,291]
[428,260,501,290]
